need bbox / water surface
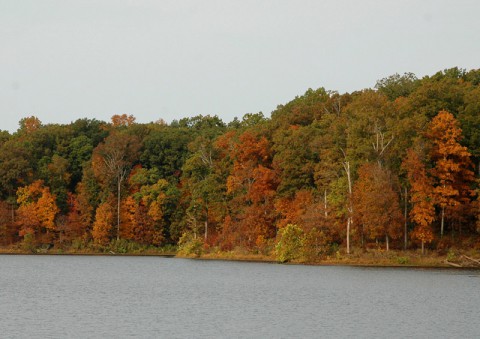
[0,256,478,338]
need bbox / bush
[275,224,304,263]
[108,238,144,254]
[396,256,409,265]
[446,249,456,261]
[302,228,332,262]
[21,233,36,253]
[177,233,204,257]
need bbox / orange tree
[16,180,59,243]
[427,110,475,237]
[402,149,435,253]
[353,163,403,251]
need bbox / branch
[462,255,480,266]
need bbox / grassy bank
[183,248,480,268]
[1,240,479,268]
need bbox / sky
[1,0,480,133]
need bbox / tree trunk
[386,234,389,251]
[10,203,15,223]
[346,217,351,255]
[421,240,424,255]
[324,189,328,218]
[204,207,209,241]
[361,224,364,249]
[117,176,121,240]
[440,206,445,238]
[204,220,208,241]
[404,187,408,250]
[342,157,352,255]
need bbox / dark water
[0,256,478,338]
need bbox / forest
[1,67,480,264]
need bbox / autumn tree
[219,131,278,249]
[111,114,136,128]
[427,110,475,237]
[18,116,42,134]
[60,193,89,243]
[92,199,115,246]
[135,178,172,245]
[16,180,59,243]
[402,149,435,253]
[0,200,17,245]
[275,190,332,260]
[353,163,403,250]
[92,131,141,240]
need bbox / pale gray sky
[1,0,479,132]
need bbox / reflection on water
[0,256,478,338]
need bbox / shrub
[446,249,456,261]
[302,227,332,262]
[275,224,304,263]
[177,233,204,257]
[108,238,144,254]
[21,233,36,253]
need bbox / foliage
[353,163,403,249]
[2,68,480,257]
[427,111,476,235]
[275,224,304,263]
[396,256,410,265]
[92,201,114,246]
[16,180,59,242]
[177,232,204,257]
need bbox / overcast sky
[1,0,479,132]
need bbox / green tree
[375,72,419,100]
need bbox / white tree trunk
[341,150,353,255]
[117,176,121,240]
[346,217,351,255]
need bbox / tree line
[1,67,480,257]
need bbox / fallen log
[461,255,480,266]
[444,260,462,268]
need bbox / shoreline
[1,249,478,269]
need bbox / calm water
[0,256,478,338]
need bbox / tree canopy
[1,67,480,257]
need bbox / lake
[0,256,478,338]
